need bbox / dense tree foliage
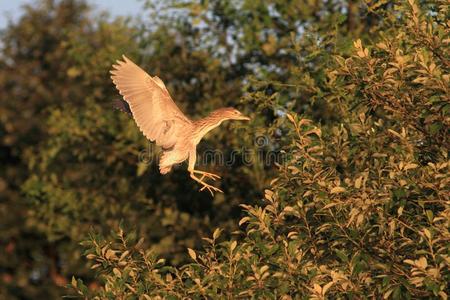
[1,0,448,299]
[74,0,449,299]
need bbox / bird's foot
[199,183,223,196]
[193,170,221,181]
[190,171,223,196]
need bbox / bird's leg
[188,149,223,195]
[193,170,221,181]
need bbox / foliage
[0,0,137,298]
[72,0,449,299]
[1,0,332,297]
[1,0,448,298]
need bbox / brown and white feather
[110,55,191,149]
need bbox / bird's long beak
[238,115,251,121]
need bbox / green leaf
[71,276,77,288]
[335,250,348,263]
[187,248,197,261]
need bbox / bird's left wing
[112,99,132,116]
[110,55,191,149]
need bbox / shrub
[72,1,449,299]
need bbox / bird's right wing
[110,55,191,149]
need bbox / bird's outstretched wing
[112,99,132,116]
[110,55,191,149]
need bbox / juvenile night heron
[110,55,250,195]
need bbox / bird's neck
[193,113,227,144]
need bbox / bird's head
[212,107,250,121]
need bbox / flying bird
[110,55,250,195]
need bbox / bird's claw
[199,184,223,196]
[196,171,221,181]
[190,170,223,196]
[206,172,221,179]
[200,174,219,181]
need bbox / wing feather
[110,55,191,148]
[113,99,132,116]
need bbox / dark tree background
[1,0,448,299]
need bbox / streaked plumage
[110,55,250,195]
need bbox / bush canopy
[0,0,448,299]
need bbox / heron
[110,55,250,195]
